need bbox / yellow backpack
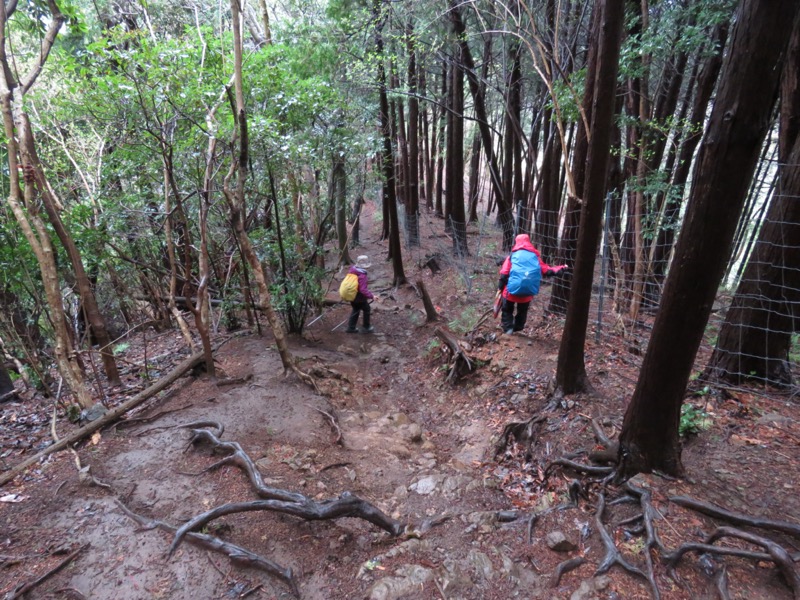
[339,273,359,302]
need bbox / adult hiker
[497,233,567,335]
[345,255,375,333]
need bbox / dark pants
[347,300,371,330]
[501,298,530,332]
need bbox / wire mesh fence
[391,184,800,396]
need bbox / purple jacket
[348,266,373,301]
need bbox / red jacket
[499,235,557,302]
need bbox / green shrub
[679,403,712,437]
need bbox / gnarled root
[174,423,405,556]
[116,500,298,597]
[665,526,800,599]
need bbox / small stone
[82,403,108,422]
[405,423,423,443]
[546,531,577,553]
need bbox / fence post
[596,192,612,342]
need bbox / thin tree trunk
[373,0,406,285]
[224,0,312,386]
[0,2,94,408]
[448,2,513,248]
[450,46,467,256]
[554,0,625,395]
[406,22,420,246]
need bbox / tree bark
[618,0,800,479]
[406,22,420,246]
[449,46,467,256]
[704,22,800,387]
[373,0,406,285]
[554,0,626,395]
[224,0,310,384]
[333,148,351,265]
[548,3,601,315]
[448,2,513,248]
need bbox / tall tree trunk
[653,22,729,280]
[449,47,467,256]
[224,0,312,386]
[333,149,351,264]
[448,2,513,248]
[373,0,406,285]
[617,0,800,479]
[406,22,420,246]
[20,118,121,386]
[161,148,197,351]
[435,61,447,218]
[548,3,601,315]
[554,0,625,395]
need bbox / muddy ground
[1,207,799,600]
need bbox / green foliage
[251,224,326,333]
[679,402,712,437]
[448,305,480,335]
[548,68,585,125]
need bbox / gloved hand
[544,265,569,277]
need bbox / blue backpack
[507,250,541,296]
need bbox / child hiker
[346,255,375,333]
[497,234,567,334]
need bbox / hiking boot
[345,328,358,333]
[361,326,375,334]
[504,329,514,335]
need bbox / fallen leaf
[91,432,102,446]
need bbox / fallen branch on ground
[5,544,87,600]
[0,350,205,488]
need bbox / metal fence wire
[389,169,800,397]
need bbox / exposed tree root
[5,544,87,600]
[623,483,664,600]
[550,556,587,588]
[501,412,800,599]
[434,327,477,383]
[544,457,614,478]
[670,495,800,539]
[715,565,731,600]
[594,491,651,586]
[588,418,619,464]
[115,500,298,597]
[308,404,343,445]
[494,414,546,458]
[666,526,800,599]
[172,423,405,567]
